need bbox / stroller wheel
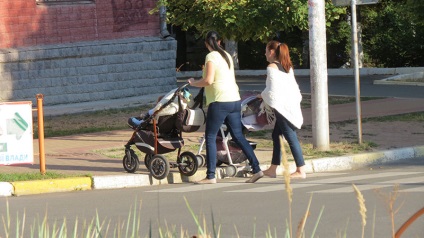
[149,154,170,180]
[177,152,199,177]
[196,154,205,168]
[123,149,139,173]
[144,154,153,170]
[224,164,238,177]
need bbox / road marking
[227,172,422,193]
[147,173,348,193]
[401,186,424,193]
[312,174,424,193]
[145,172,424,194]
[146,182,248,193]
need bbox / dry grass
[374,184,404,238]
[353,184,367,238]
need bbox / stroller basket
[216,139,257,164]
[134,129,184,155]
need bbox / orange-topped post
[36,94,46,175]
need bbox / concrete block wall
[0,37,177,105]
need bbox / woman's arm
[188,61,215,87]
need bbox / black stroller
[123,84,205,180]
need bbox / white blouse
[260,67,303,129]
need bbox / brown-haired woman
[259,41,306,179]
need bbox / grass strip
[0,171,90,182]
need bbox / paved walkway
[1,97,423,176]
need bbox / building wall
[0,0,160,48]
[0,0,177,106]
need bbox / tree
[405,0,424,26]
[154,0,346,68]
[360,0,424,67]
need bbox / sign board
[333,0,378,6]
[0,102,34,165]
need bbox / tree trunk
[302,30,310,69]
[223,39,239,70]
[357,8,364,68]
[357,22,363,68]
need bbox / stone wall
[0,36,177,106]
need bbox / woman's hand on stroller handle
[187,78,195,86]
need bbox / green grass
[0,171,90,182]
[329,112,424,126]
[363,112,424,122]
[34,105,150,138]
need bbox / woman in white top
[259,41,306,179]
[188,31,263,184]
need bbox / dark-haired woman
[188,31,263,184]
[259,41,306,179]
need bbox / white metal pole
[308,0,330,150]
[351,0,363,144]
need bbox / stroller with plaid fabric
[123,84,205,180]
[195,95,274,178]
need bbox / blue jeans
[205,101,261,179]
[271,110,305,167]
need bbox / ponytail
[267,41,293,73]
[205,31,231,68]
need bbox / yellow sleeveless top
[202,51,240,105]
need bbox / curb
[1,145,423,197]
[11,177,92,196]
[373,72,424,86]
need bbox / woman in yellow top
[188,31,263,184]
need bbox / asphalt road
[180,75,424,99]
[1,157,423,237]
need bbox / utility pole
[308,0,330,151]
[351,0,362,144]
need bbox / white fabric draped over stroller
[241,96,275,131]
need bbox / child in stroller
[127,86,193,129]
[123,84,205,180]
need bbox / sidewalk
[1,95,424,196]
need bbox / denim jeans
[271,110,305,167]
[205,101,261,179]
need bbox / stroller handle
[183,82,190,87]
[178,83,190,90]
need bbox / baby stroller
[123,83,205,180]
[195,96,274,178]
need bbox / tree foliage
[360,0,424,67]
[157,0,344,42]
[154,0,422,69]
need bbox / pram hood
[138,84,205,133]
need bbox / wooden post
[36,94,46,175]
